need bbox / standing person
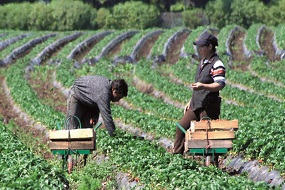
[173,32,226,155]
[66,75,128,136]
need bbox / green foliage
[95,8,111,29]
[0,121,67,189]
[182,9,208,29]
[244,23,263,51]
[2,0,285,30]
[95,130,271,189]
[205,0,231,29]
[0,3,32,30]
[170,2,185,12]
[206,0,270,29]
[268,0,285,26]
[49,0,96,31]
[69,159,118,189]
[228,0,268,29]
[274,23,285,49]
[27,2,54,30]
[105,1,159,29]
[0,1,96,31]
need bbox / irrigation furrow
[132,76,184,109]
[247,64,285,88]
[226,80,284,102]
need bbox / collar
[201,53,218,67]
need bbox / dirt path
[166,32,190,64]
[28,69,67,113]
[74,40,102,63]
[259,28,277,61]
[228,30,253,71]
[135,33,161,61]
[230,30,247,62]
[106,38,131,60]
[0,76,52,159]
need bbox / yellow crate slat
[49,128,95,140]
[190,119,238,132]
[187,130,235,140]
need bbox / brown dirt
[0,75,52,159]
[259,28,277,61]
[135,33,161,61]
[106,38,132,60]
[166,32,190,64]
[229,30,251,70]
[28,69,67,113]
[74,38,105,63]
[230,30,247,62]
[0,76,18,124]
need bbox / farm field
[0,25,285,189]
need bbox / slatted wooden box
[185,120,238,150]
[49,128,96,151]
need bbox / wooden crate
[185,120,238,149]
[48,128,96,150]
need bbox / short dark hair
[111,79,128,97]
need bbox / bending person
[66,75,128,137]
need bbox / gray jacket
[73,76,115,135]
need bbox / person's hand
[191,82,204,91]
[90,117,98,126]
[184,101,190,114]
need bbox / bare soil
[74,38,106,63]
[230,31,247,61]
[28,69,67,113]
[229,30,252,70]
[259,28,277,61]
[166,32,190,64]
[135,33,161,61]
[0,76,52,159]
[107,37,132,60]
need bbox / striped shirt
[210,60,226,87]
[202,57,226,88]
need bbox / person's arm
[191,82,223,92]
[184,100,191,114]
[192,59,226,92]
[98,96,116,136]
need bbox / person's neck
[205,52,215,60]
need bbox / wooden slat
[190,131,235,140]
[49,140,95,150]
[49,128,95,140]
[185,139,233,148]
[190,120,238,132]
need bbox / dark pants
[66,88,99,129]
[173,98,221,154]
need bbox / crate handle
[200,116,211,121]
[200,116,211,151]
[65,115,82,129]
[175,122,187,134]
[94,121,102,131]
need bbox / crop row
[1,28,285,189]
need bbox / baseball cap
[193,32,218,46]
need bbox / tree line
[0,0,284,31]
